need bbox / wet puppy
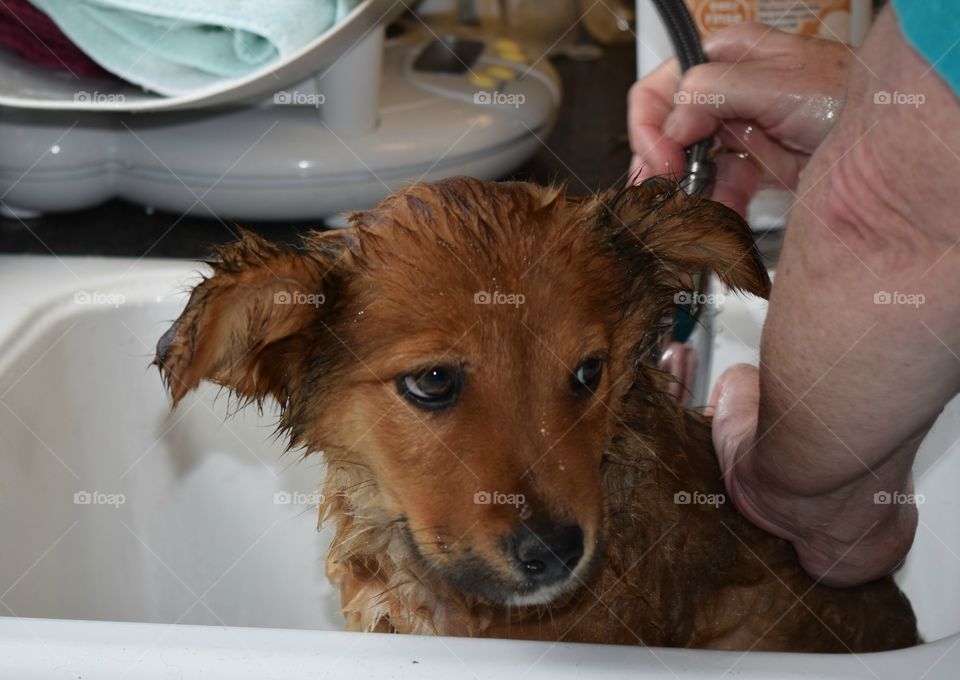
[156,176,917,651]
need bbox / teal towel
[29,0,359,96]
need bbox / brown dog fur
[156,176,917,652]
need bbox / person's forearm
[732,7,960,585]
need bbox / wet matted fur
[156,176,917,651]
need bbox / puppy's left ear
[601,177,771,299]
[155,230,349,407]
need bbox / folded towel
[29,0,359,96]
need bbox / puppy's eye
[571,357,603,397]
[397,366,461,411]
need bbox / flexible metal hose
[649,0,717,349]
[649,0,715,197]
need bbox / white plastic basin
[0,255,958,679]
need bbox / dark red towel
[0,0,112,78]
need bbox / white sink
[0,255,957,679]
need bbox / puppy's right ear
[601,177,771,300]
[155,230,348,407]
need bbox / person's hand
[659,342,696,406]
[708,365,787,540]
[710,364,918,587]
[628,23,853,214]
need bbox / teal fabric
[892,0,960,95]
[30,0,359,95]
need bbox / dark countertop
[0,42,636,260]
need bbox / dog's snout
[510,523,584,584]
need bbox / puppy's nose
[510,522,584,584]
